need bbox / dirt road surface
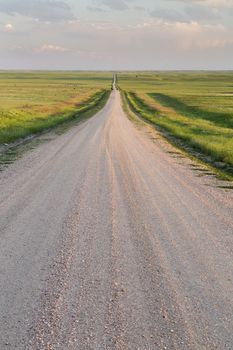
[0,89,233,349]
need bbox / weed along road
[0,87,233,350]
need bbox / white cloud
[175,0,233,8]
[4,23,14,32]
[198,0,233,7]
[34,44,68,54]
[128,18,232,51]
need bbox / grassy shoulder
[0,90,111,171]
[121,90,233,180]
[0,89,110,145]
[0,71,112,145]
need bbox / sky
[0,0,233,70]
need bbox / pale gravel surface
[0,89,233,350]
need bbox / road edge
[120,89,233,184]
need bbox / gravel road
[0,89,233,350]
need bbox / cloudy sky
[0,0,233,70]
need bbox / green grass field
[0,71,111,144]
[119,72,233,174]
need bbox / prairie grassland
[119,72,233,173]
[0,71,111,144]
